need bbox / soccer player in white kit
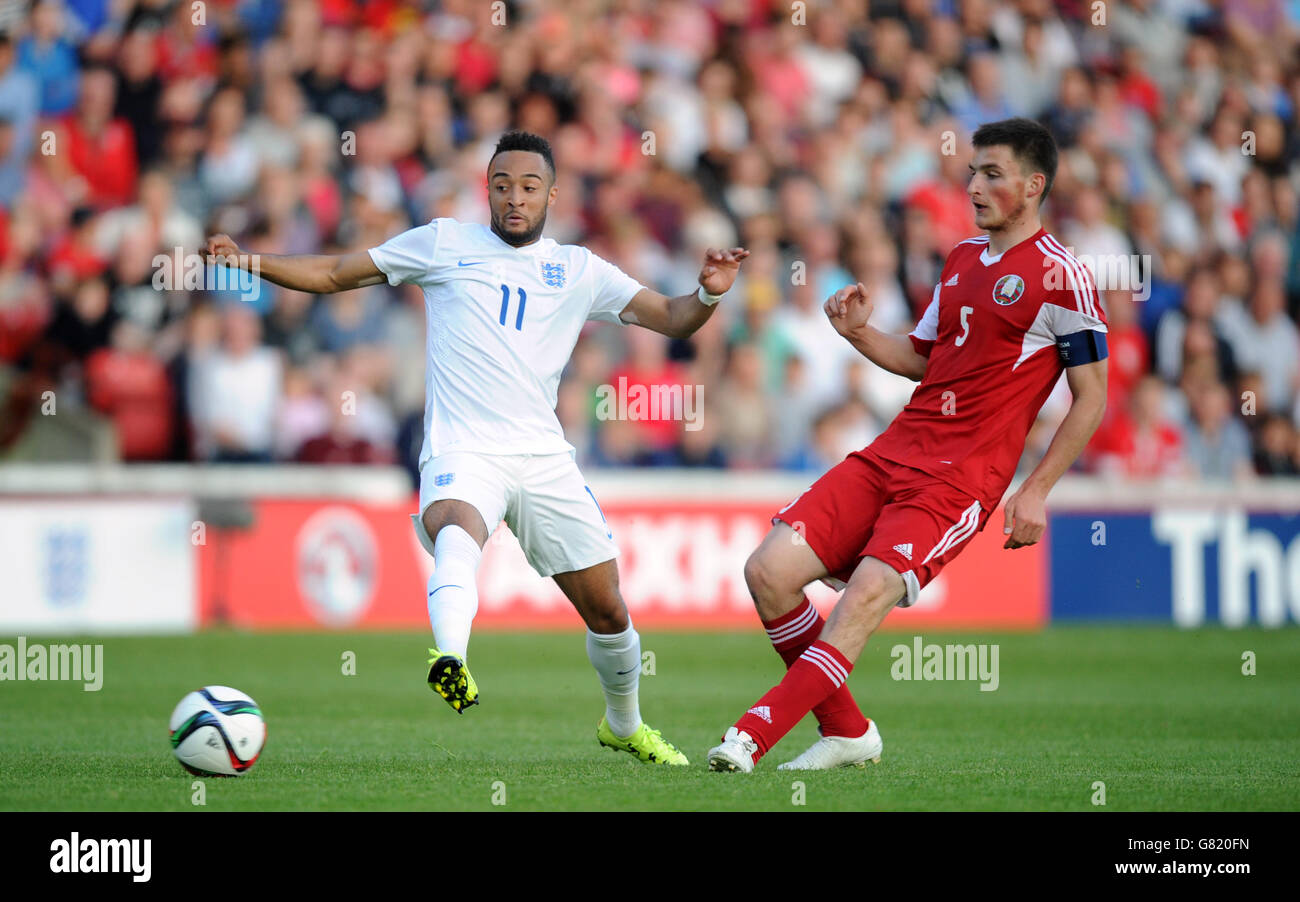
[205,131,748,765]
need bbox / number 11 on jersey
[499,284,527,331]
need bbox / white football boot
[777,720,883,770]
[707,727,759,773]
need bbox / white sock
[427,525,481,660]
[586,625,642,738]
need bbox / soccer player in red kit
[709,118,1110,772]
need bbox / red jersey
[868,229,1109,510]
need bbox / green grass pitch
[1,627,1297,811]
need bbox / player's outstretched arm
[825,282,928,381]
[1001,358,1108,549]
[619,247,749,338]
[204,233,387,294]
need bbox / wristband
[697,285,724,306]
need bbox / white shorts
[413,451,619,578]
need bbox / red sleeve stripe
[1039,234,1101,320]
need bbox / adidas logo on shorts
[893,543,913,561]
[747,705,772,723]
[434,473,455,486]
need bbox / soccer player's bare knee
[744,550,793,619]
[579,590,630,635]
[422,499,489,549]
[745,525,823,618]
[863,562,905,604]
[743,550,774,601]
[586,600,629,635]
[846,562,904,622]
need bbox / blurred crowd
[0,0,1298,485]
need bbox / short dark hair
[972,117,1058,203]
[490,130,555,183]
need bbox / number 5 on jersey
[499,284,527,331]
[955,305,973,347]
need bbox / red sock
[763,598,869,738]
[734,640,855,760]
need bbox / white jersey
[368,218,645,465]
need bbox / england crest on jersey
[541,261,566,288]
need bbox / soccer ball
[169,685,266,777]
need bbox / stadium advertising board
[1050,510,1300,626]
[7,492,1296,631]
[0,499,198,634]
[198,497,1045,629]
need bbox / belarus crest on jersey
[540,261,566,288]
[992,273,1025,306]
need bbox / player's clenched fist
[699,247,750,296]
[205,233,242,262]
[824,281,873,338]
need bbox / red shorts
[775,448,990,607]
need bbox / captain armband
[1056,330,1108,366]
